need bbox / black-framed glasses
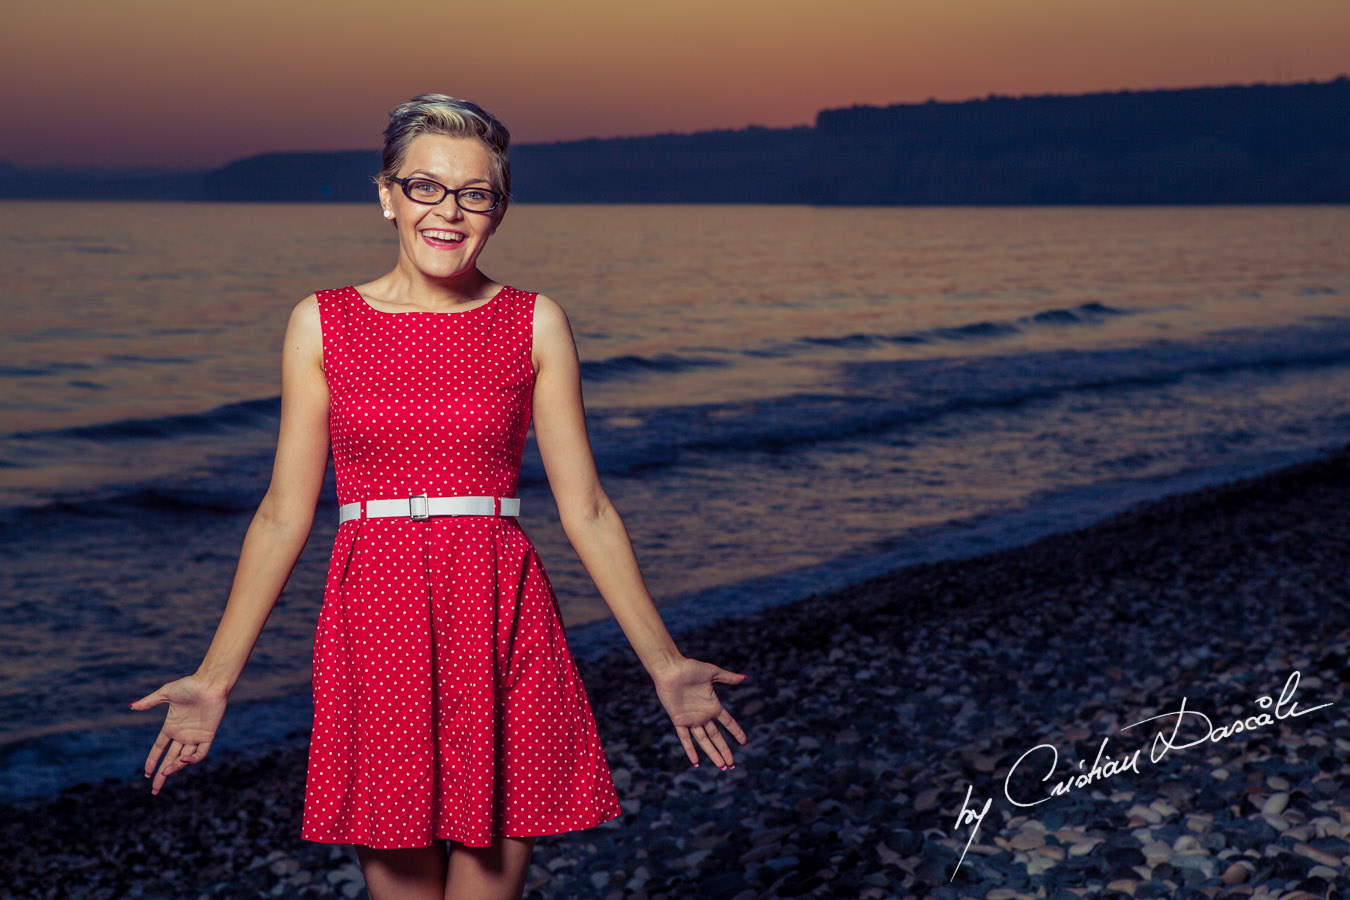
[391,176,503,212]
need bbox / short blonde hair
[374,93,512,197]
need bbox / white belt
[339,493,520,524]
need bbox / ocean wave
[580,352,728,381]
[2,396,280,445]
[581,318,1350,475]
[781,301,1130,352]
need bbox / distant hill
[202,150,379,201]
[0,163,205,200]
[510,125,814,203]
[811,77,1350,204]
[2,78,1346,204]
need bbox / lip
[421,231,466,249]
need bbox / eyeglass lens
[403,178,497,211]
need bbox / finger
[143,730,171,779]
[130,687,167,711]
[712,668,749,685]
[691,725,729,769]
[717,709,749,745]
[152,740,185,795]
[179,743,199,765]
[704,722,737,767]
[675,727,699,766]
[152,742,182,794]
[159,738,184,772]
[704,723,736,768]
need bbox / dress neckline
[351,284,507,316]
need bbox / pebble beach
[3,443,1348,900]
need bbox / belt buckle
[409,492,430,520]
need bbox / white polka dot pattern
[299,285,623,849]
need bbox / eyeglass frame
[389,175,505,213]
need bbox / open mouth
[421,230,466,249]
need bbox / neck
[385,264,494,304]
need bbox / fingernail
[128,703,135,708]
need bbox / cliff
[810,77,1350,204]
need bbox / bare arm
[194,294,331,691]
[130,293,331,791]
[529,293,680,677]
[529,293,749,767]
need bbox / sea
[1,201,1348,802]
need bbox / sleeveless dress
[300,284,623,849]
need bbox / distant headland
[4,78,1347,204]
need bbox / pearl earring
[382,209,393,219]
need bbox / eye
[461,190,490,202]
[409,179,439,194]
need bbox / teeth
[423,231,464,241]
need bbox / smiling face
[377,133,508,283]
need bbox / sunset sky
[2,0,1346,171]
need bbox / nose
[434,196,464,221]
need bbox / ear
[377,181,393,216]
[491,197,509,232]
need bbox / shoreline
[4,441,1338,806]
[4,441,1349,898]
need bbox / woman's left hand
[650,656,749,769]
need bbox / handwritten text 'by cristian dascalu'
[948,670,1333,880]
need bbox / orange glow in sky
[1,0,1346,169]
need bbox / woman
[131,93,749,900]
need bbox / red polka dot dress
[300,284,623,849]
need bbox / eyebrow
[408,170,493,187]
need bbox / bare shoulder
[530,292,578,369]
[286,292,324,368]
[532,292,571,331]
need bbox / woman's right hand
[129,674,228,795]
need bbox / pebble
[1171,834,1200,852]
[1261,792,1290,816]
[1293,842,1342,867]
[1008,830,1046,851]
